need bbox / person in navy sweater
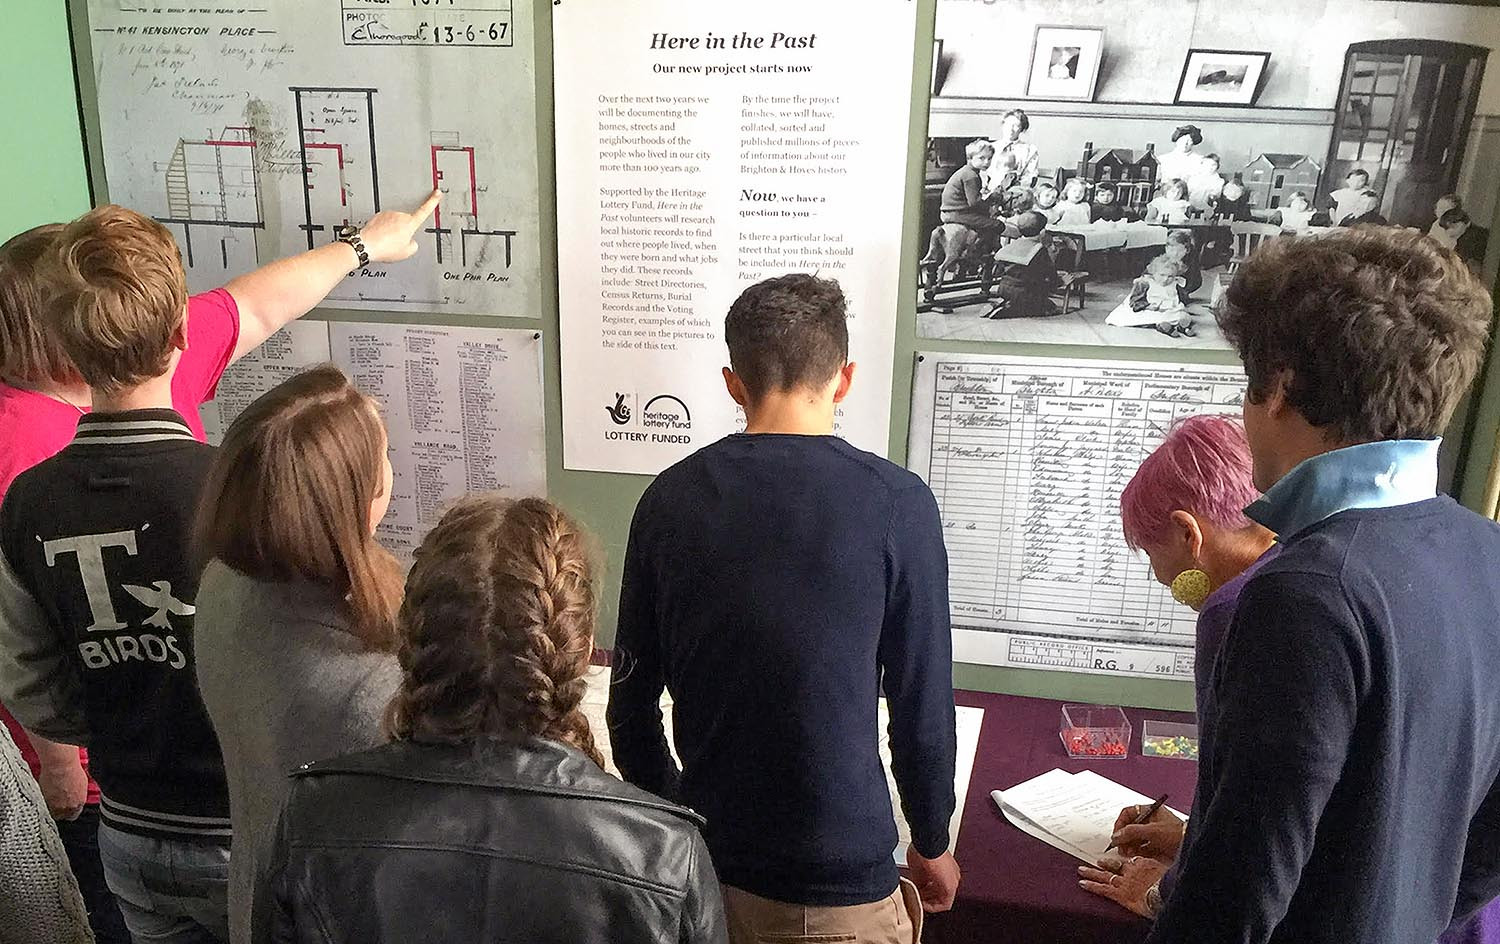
[1079,226,1500,943]
[607,273,959,944]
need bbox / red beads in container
[1060,704,1132,759]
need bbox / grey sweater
[194,561,399,944]
[0,723,93,944]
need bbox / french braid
[384,496,604,767]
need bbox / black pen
[1105,793,1169,853]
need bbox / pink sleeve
[173,288,242,408]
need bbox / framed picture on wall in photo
[1025,25,1105,101]
[1175,49,1271,106]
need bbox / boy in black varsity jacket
[0,207,232,942]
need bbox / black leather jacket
[258,736,727,944]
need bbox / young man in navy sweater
[1081,227,1500,942]
[608,273,960,943]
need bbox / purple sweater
[1158,547,1279,901]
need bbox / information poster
[201,323,547,563]
[553,0,918,474]
[908,352,1246,679]
[85,1,541,315]
[329,324,547,561]
[198,319,332,443]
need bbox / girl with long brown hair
[260,495,727,943]
[192,364,404,944]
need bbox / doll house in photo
[1241,153,1322,209]
[1069,142,1160,218]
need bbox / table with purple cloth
[925,690,1199,944]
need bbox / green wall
[0,4,90,233]
[35,1,1500,712]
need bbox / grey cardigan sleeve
[0,724,94,944]
[0,553,87,745]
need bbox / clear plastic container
[1141,720,1199,760]
[1060,704,1131,759]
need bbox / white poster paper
[553,0,917,473]
[198,320,332,444]
[85,1,541,315]
[908,352,1246,679]
[329,323,547,561]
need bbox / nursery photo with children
[917,0,1500,349]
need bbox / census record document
[908,353,1246,679]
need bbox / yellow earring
[1170,569,1212,610]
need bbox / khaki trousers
[723,878,924,944]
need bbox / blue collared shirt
[1245,439,1440,540]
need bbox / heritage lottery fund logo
[604,392,693,445]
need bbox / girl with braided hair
[382,495,604,761]
[259,495,728,944]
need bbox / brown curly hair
[1218,226,1492,443]
[384,495,604,767]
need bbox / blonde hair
[1147,253,1186,278]
[196,365,404,651]
[1062,178,1090,202]
[0,224,79,385]
[43,205,187,394]
[384,496,604,767]
[965,138,995,160]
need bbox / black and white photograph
[1025,26,1106,101]
[918,0,1500,350]
[1176,50,1271,106]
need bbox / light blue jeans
[97,823,230,944]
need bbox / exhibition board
[5,0,1495,710]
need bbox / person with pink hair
[1080,414,1276,917]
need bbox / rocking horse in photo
[919,186,1032,310]
[920,224,998,305]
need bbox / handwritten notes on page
[84,1,541,315]
[992,769,1186,864]
[908,353,1246,679]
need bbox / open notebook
[992,768,1186,864]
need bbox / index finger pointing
[414,188,442,223]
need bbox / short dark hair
[1014,211,1047,238]
[1094,182,1116,196]
[1003,187,1036,215]
[725,274,849,400]
[1171,124,1203,145]
[1219,227,1492,442]
[1003,108,1030,133]
[1347,168,1370,182]
[1440,207,1471,228]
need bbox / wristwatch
[334,224,370,269]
